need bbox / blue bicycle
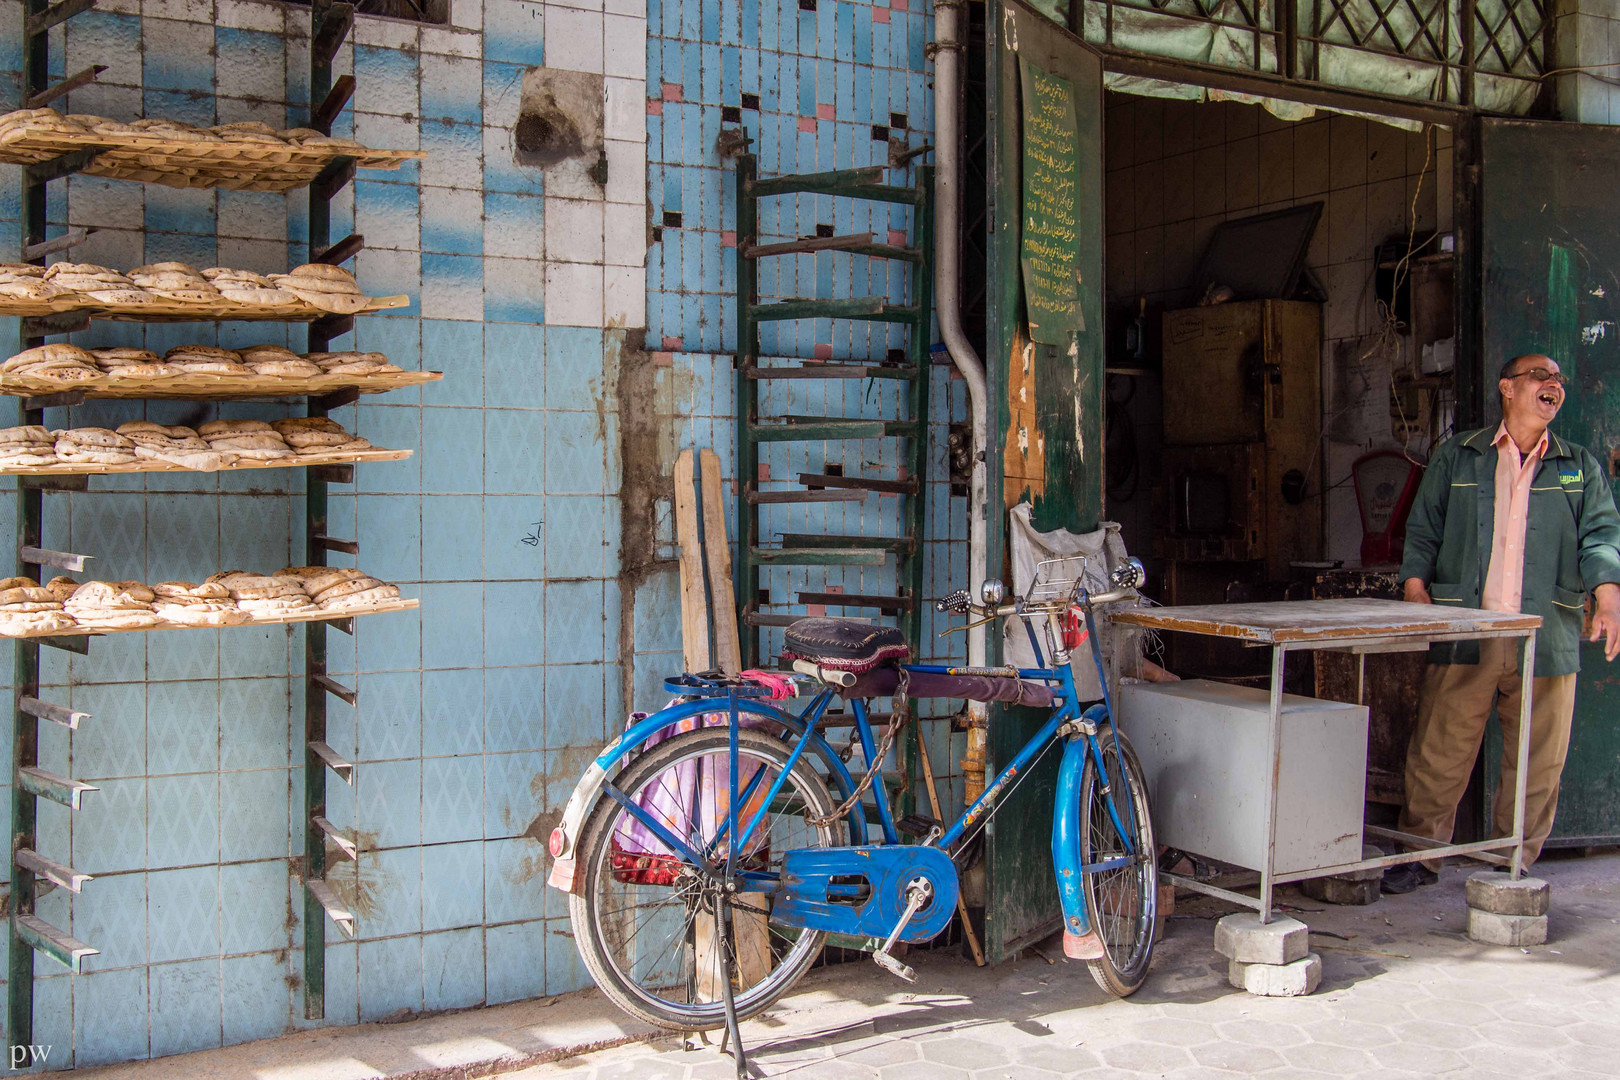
[548,557,1158,1031]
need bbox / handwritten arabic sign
[1020,59,1083,345]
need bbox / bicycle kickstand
[714,896,758,1079]
[872,877,934,983]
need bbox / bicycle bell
[1111,557,1146,591]
[979,579,1005,605]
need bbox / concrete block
[1466,871,1549,916]
[1467,908,1548,947]
[1213,912,1309,965]
[1228,952,1322,997]
[1302,874,1381,906]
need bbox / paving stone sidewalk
[77,852,1620,1079]
[497,852,1620,1080]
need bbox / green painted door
[1480,118,1620,846]
[984,0,1104,959]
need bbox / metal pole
[1509,630,1535,879]
[1258,644,1287,922]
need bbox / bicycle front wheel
[1078,724,1158,997]
[569,727,846,1030]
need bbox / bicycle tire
[569,727,847,1030]
[1078,724,1159,997]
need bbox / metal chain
[807,667,910,830]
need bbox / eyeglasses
[1505,368,1569,386]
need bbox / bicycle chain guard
[771,845,958,944]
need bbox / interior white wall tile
[603,206,646,268]
[604,77,648,144]
[544,197,606,264]
[449,0,484,31]
[604,265,646,327]
[353,12,421,50]
[603,139,645,205]
[545,262,605,326]
[546,0,604,11]
[217,0,283,32]
[143,0,214,21]
[420,26,483,60]
[544,6,605,74]
[603,15,647,80]
[603,0,642,14]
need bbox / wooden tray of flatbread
[0,370,441,400]
[0,126,423,193]
[0,598,418,639]
[0,293,410,322]
[0,446,411,476]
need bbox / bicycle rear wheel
[569,727,846,1030]
[1078,724,1158,996]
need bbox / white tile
[420,26,483,59]
[449,0,484,31]
[545,197,605,264]
[217,0,282,32]
[215,97,284,129]
[603,14,647,80]
[354,13,421,50]
[354,111,422,154]
[546,0,604,11]
[484,64,526,130]
[94,0,140,13]
[604,265,645,328]
[545,6,605,74]
[604,77,647,144]
[143,0,214,20]
[603,139,645,205]
[67,176,144,232]
[545,262,605,327]
[217,34,286,103]
[217,237,289,277]
[603,206,646,267]
[603,0,643,14]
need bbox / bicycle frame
[550,590,1143,949]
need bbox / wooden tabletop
[1113,598,1541,645]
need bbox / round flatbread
[0,425,54,445]
[3,345,93,372]
[198,419,274,437]
[251,360,323,378]
[321,584,402,609]
[62,428,132,449]
[152,580,231,600]
[312,576,385,603]
[86,289,155,305]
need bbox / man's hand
[1403,577,1432,605]
[1591,583,1620,662]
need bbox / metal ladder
[732,157,935,668]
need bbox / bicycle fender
[1051,703,1110,949]
[546,698,867,894]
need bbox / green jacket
[1398,426,1620,677]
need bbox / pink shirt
[1481,423,1549,613]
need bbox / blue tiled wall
[0,0,967,1068]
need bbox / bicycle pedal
[873,950,916,983]
[896,814,940,839]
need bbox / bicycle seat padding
[840,665,1055,707]
[782,618,911,672]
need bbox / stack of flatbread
[206,570,317,614]
[195,419,294,459]
[275,566,401,610]
[116,421,229,470]
[64,580,161,629]
[163,345,252,375]
[237,345,322,377]
[0,109,87,142]
[0,426,57,466]
[270,417,370,453]
[269,264,369,314]
[128,263,221,303]
[1,344,101,383]
[0,263,66,301]
[55,427,137,465]
[304,351,402,375]
[88,347,182,379]
[44,576,78,602]
[150,580,250,626]
[41,263,151,305]
[0,576,76,636]
[200,267,296,306]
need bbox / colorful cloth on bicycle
[841,666,1056,707]
[611,705,772,884]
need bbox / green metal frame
[8,0,103,1052]
[732,156,935,669]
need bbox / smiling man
[1387,353,1620,893]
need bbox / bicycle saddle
[782,617,910,672]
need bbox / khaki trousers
[1398,638,1577,867]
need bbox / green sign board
[1019,58,1084,346]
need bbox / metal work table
[1112,598,1541,921]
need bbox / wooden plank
[742,232,874,258]
[1113,598,1540,644]
[672,450,711,672]
[0,447,410,478]
[0,293,407,323]
[699,449,742,676]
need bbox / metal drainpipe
[931,0,992,800]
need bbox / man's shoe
[1381,863,1439,894]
